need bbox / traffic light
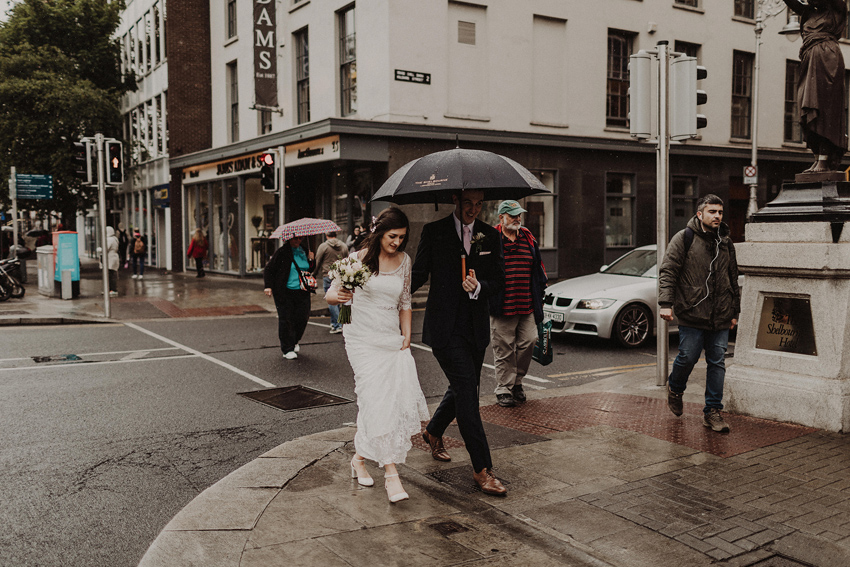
[670,55,707,141]
[628,50,652,140]
[260,150,276,192]
[106,141,123,185]
[73,140,93,184]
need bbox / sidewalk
[0,257,384,325]
[138,363,850,567]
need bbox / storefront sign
[254,0,278,108]
[284,136,340,166]
[153,183,169,207]
[182,153,265,183]
[395,69,431,84]
[755,295,817,356]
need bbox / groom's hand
[462,269,478,293]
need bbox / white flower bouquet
[328,256,372,324]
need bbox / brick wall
[165,0,212,271]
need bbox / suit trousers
[428,337,492,473]
[490,313,538,395]
[274,289,311,354]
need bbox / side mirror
[600,265,609,272]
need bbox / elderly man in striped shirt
[488,200,548,407]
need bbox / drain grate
[429,520,470,537]
[426,465,511,494]
[238,385,352,412]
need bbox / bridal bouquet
[328,256,372,324]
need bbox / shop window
[734,0,754,19]
[295,28,310,124]
[605,173,635,248]
[479,171,557,251]
[339,6,356,116]
[785,60,802,143]
[607,29,634,128]
[732,50,754,139]
[671,176,697,235]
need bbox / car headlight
[575,298,616,310]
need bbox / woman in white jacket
[106,226,120,297]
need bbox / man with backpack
[131,229,147,280]
[658,194,740,433]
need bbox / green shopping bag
[532,320,553,366]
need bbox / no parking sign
[744,165,758,184]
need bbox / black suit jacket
[412,214,505,351]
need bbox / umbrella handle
[461,255,466,283]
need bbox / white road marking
[123,322,276,388]
[121,351,151,361]
[0,347,181,364]
[0,354,198,373]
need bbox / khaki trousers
[490,313,538,395]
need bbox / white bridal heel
[384,473,409,503]
[350,456,374,487]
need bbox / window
[458,21,476,45]
[785,60,802,143]
[674,40,700,60]
[731,50,754,139]
[144,13,152,73]
[675,0,699,8]
[129,26,137,75]
[607,30,633,128]
[295,28,310,124]
[605,173,635,248]
[228,61,239,142]
[671,177,697,235]
[339,6,356,116]
[259,109,272,135]
[734,0,754,19]
[153,4,162,64]
[156,95,164,156]
[227,0,237,39]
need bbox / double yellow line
[548,362,657,380]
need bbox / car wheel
[613,303,652,348]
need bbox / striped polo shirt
[502,233,534,316]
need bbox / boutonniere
[471,232,487,254]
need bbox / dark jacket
[313,238,349,278]
[658,216,740,331]
[488,225,548,324]
[412,214,505,351]
[264,242,314,301]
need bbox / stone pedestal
[726,181,850,432]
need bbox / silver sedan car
[543,245,673,348]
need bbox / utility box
[53,231,80,299]
[37,245,55,296]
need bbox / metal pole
[10,167,18,259]
[748,9,764,220]
[656,41,670,387]
[95,133,111,318]
[277,146,285,248]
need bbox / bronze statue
[784,0,848,172]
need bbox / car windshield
[603,249,657,277]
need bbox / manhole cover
[429,520,469,536]
[238,385,352,412]
[426,465,511,494]
[749,557,812,567]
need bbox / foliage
[0,0,135,227]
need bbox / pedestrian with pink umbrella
[264,218,340,360]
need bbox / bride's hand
[400,336,410,350]
[337,288,354,303]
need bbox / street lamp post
[748,0,801,220]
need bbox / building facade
[118,0,848,279]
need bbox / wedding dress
[337,252,430,466]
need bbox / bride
[326,208,430,503]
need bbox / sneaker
[511,384,526,404]
[131,274,138,279]
[703,409,731,433]
[108,291,118,297]
[284,351,297,360]
[496,393,516,407]
[667,384,683,416]
[138,275,143,280]
[330,327,343,334]
[294,344,300,353]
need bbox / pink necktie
[462,224,471,255]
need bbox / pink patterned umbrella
[270,218,342,241]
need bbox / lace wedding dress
[336,252,430,466]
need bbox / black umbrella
[370,148,550,205]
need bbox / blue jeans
[324,276,341,329]
[668,325,729,414]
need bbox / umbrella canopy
[270,218,342,241]
[370,148,550,205]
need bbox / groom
[411,189,507,496]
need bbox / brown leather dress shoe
[422,430,451,462]
[473,468,507,496]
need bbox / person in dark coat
[411,189,508,496]
[264,236,315,359]
[658,194,740,434]
[784,0,848,172]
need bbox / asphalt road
[0,311,661,567]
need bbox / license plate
[544,311,564,323]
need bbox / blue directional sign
[15,174,53,200]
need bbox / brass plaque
[756,296,817,356]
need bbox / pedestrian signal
[106,141,124,185]
[260,151,277,192]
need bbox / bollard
[61,269,72,300]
